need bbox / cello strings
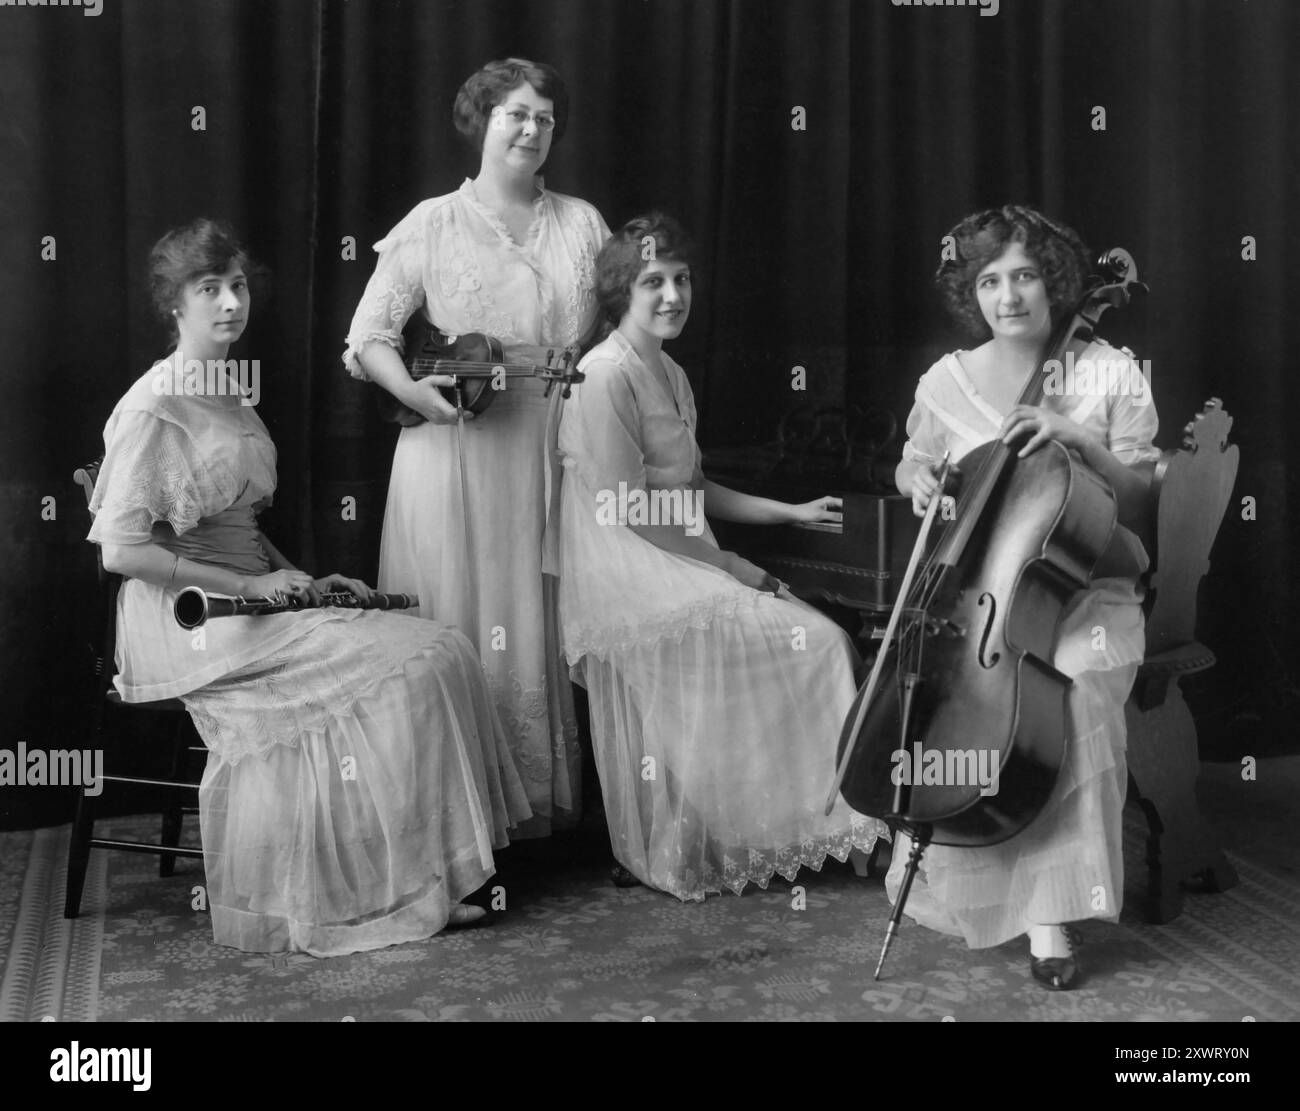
[889,434,1019,719]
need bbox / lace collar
[603,329,688,420]
[458,177,547,248]
[147,351,251,414]
[942,352,1006,428]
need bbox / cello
[827,247,1146,977]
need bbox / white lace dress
[885,342,1160,947]
[89,370,532,956]
[344,179,609,837]
[557,331,886,900]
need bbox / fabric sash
[155,506,269,577]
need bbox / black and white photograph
[1,0,1295,1058]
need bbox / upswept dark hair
[595,212,698,326]
[149,218,258,341]
[453,57,569,152]
[935,205,1091,337]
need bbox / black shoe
[610,864,642,888]
[1029,926,1082,991]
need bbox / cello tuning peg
[1096,247,1137,283]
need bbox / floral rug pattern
[4,805,1297,1022]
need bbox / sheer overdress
[885,343,1159,947]
[344,180,610,836]
[89,369,531,955]
[558,330,886,901]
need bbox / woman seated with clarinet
[557,213,885,901]
[890,205,1159,989]
[88,219,531,956]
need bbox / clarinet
[174,586,420,629]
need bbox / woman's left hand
[1000,405,1084,457]
[308,573,374,605]
[789,495,843,525]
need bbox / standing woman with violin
[890,206,1159,989]
[345,59,610,837]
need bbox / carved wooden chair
[1125,399,1240,923]
[64,459,206,918]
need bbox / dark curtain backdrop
[2,0,1295,828]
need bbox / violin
[828,248,1147,977]
[378,317,583,425]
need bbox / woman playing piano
[344,58,609,839]
[557,213,886,900]
[91,219,531,955]
[892,205,1159,989]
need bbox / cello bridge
[902,609,966,639]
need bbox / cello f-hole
[977,592,1000,668]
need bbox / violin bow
[823,452,951,816]
[452,390,481,626]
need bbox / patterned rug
[3,785,1297,1022]
[0,825,105,1022]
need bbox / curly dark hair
[595,212,698,326]
[149,219,259,342]
[935,205,1091,337]
[453,57,569,152]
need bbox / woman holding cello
[888,206,1159,989]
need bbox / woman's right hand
[400,375,472,425]
[908,460,959,518]
[724,552,782,594]
[246,569,316,602]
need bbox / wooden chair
[1125,399,1240,923]
[64,460,206,919]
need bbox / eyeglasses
[492,107,556,132]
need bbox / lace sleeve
[1103,354,1161,466]
[672,359,704,484]
[900,381,942,465]
[342,220,429,381]
[568,359,648,498]
[679,367,700,439]
[591,205,612,246]
[87,410,207,545]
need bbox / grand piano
[704,404,922,636]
